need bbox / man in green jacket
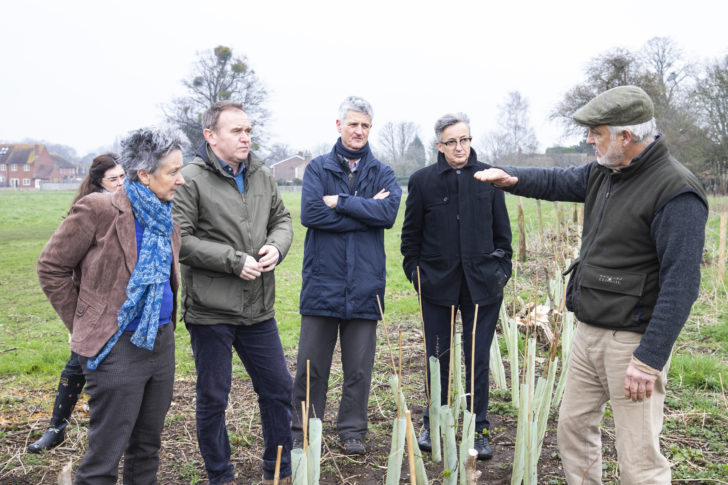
[172,101,294,485]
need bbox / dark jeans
[422,284,501,434]
[187,319,293,483]
[76,323,175,485]
[291,316,377,441]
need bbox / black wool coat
[401,150,512,306]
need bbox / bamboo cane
[398,331,403,419]
[429,355,443,462]
[471,304,478,414]
[448,305,455,407]
[377,294,398,373]
[518,197,527,262]
[301,401,308,453]
[719,212,726,282]
[416,266,430,403]
[406,410,417,485]
[273,445,282,485]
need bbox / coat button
[443,196,448,202]
[77,306,85,315]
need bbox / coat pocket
[71,296,106,345]
[576,264,646,327]
[189,269,245,315]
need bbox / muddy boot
[28,373,85,453]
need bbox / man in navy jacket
[292,96,401,454]
[401,112,512,459]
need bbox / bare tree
[482,91,539,165]
[641,37,691,107]
[692,54,728,192]
[261,143,294,167]
[164,46,270,155]
[376,121,418,166]
[551,39,709,167]
[552,48,645,135]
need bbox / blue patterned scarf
[86,180,174,369]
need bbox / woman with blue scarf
[38,128,185,484]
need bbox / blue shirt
[125,218,173,332]
[219,159,245,193]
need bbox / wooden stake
[719,212,727,282]
[518,197,527,262]
[466,448,481,485]
[301,401,308,452]
[471,304,478,414]
[377,294,398,373]
[273,445,282,485]
[536,199,543,241]
[416,266,430,403]
[398,330,403,419]
[448,305,455,407]
[405,410,417,485]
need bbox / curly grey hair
[338,96,373,123]
[120,128,185,182]
[434,113,471,141]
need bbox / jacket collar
[111,187,138,276]
[323,145,376,176]
[196,141,262,177]
[436,148,480,174]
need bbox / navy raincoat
[299,147,401,320]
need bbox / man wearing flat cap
[474,86,708,484]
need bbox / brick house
[0,144,76,189]
[270,154,311,183]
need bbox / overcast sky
[1,0,726,158]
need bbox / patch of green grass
[669,353,728,391]
[174,458,204,484]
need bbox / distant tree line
[31,39,723,192]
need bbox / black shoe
[417,428,432,452]
[28,423,67,453]
[474,434,493,460]
[342,438,366,455]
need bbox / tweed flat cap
[573,85,654,126]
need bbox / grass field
[1,188,727,483]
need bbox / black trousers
[76,323,174,485]
[291,315,377,441]
[422,289,501,434]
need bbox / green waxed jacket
[172,143,293,326]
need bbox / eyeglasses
[104,174,126,183]
[441,137,472,148]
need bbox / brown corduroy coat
[37,188,181,357]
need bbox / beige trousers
[557,323,671,485]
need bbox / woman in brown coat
[38,128,185,484]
